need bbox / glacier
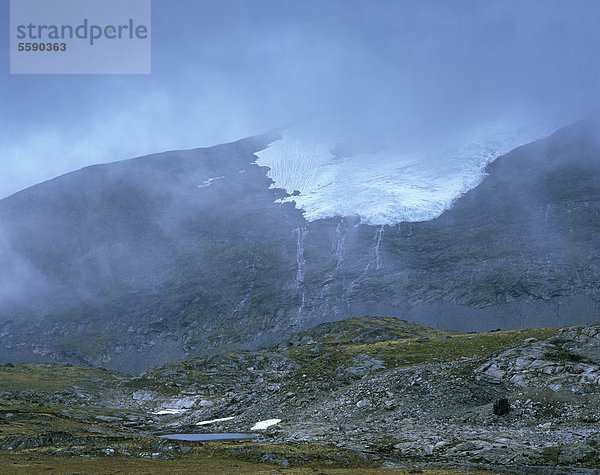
[255,124,557,225]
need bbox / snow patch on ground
[149,396,202,415]
[196,416,235,426]
[251,418,281,430]
[151,409,185,415]
[198,176,225,188]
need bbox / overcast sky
[0,0,599,198]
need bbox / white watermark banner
[10,0,151,74]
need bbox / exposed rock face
[477,325,600,392]
[0,118,600,371]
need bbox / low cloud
[0,0,599,198]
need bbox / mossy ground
[0,364,125,393]
[0,449,494,474]
[293,316,457,344]
[290,323,559,378]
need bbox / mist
[1,0,600,199]
[0,225,51,312]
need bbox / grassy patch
[293,316,457,345]
[0,363,125,393]
[290,326,559,378]
[0,452,492,474]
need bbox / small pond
[159,433,258,441]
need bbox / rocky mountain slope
[1,317,599,472]
[0,118,599,371]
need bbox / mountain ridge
[1,119,599,372]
